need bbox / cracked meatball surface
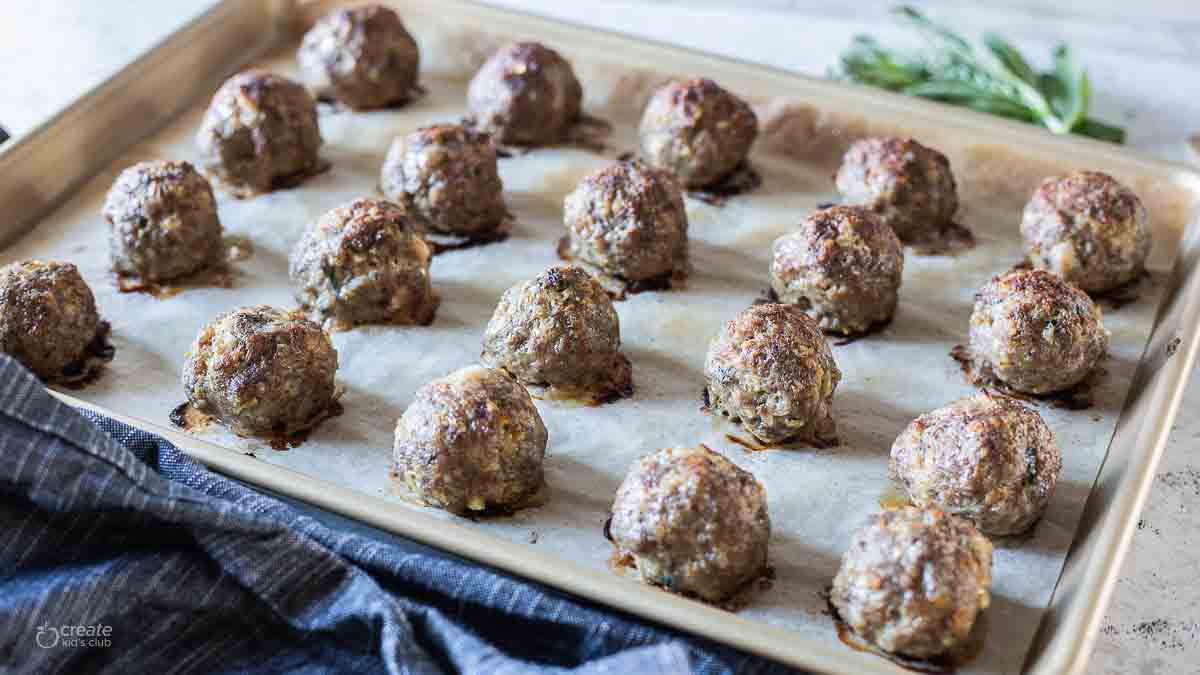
[103,160,223,283]
[0,260,100,382]
[831,506,992,659]
[704,303,840,445]
[298,3,420,110]
[969,269,1108,394]
[466,42,582,146]
[610,444,770,602]
[563,160,689,282]
[289,198,437,328]
[1021,170,1151,293]
[380,123,507,237]
[891,393,1061,535]
[770,205,903,335]
[481,265,629,394]
[196,70,322,193]
[835,137,958,242]
[393,365,547,515]
[182,305,338,436]
[638,78,758,189]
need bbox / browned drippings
[565,114,613,154]
[950,344,1102,410]
[170,396,344,451]
[828,591,988,672]
[555,237,685,301]
[115,261,235,298]
[55,322,115,390]
[909,221,976,256]
[687,162,763,206]
[1095,268,1152,312]
[725,433,768,452]
[426,216,513,256]
[316,84,427,111]
[832,317,893,346]
[205,160,331,200]
[616,151,636,162]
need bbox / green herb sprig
[833,6,1125,143]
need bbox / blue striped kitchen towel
[0,355,795,674]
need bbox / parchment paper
[3,13,1186,674]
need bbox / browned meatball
[831,506,992,659]
[196,71,322,193]
[562,160,689,283]
[638,78,758,189]
[380,124,507,238]
[834,137,959,242]
[770,206,903,335]
[481,265,629,395]
[298,4,420,110]
[289,199,437,329]
[969,269,1108,394]
[0,260,100,381]
[466,42,582,146]
[704,303,840,445]
[103,160,223,283]
[393,365,547,515]
[1021,170,1151,293]
[891,393,1061,535]
[609,444,770,602]
[182,305,338,436]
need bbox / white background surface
[2,2,1198,673]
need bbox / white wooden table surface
[2,2,1197,673]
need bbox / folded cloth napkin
[0,356,795,674]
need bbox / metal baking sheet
[4,2,1200,673]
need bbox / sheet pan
[4,1,1200,673]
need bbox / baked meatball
[380,124,507,238]
[298,4,420,110]
[562,160,689,283]
[609,444,770,602]
[0,260,100,381]
[969,269,1108,394]
[1021,170,1151,293]
[393,365,547,515]
[770,205,903,335]
[834,137,959,242]
[704,303,840,445]
[638,78,758,189]
[289,199,437,329]
[103,160,223,283]
[891,393,1062,535]
[481,265,630,395]
[831,506,992,659]
[466,42,583,146]
[182,305,338,436]
[196,71,322,193]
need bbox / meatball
[831,506,992,659]
[834,137,959,242]
[1021,170,1151,293]
[638,78,758,189]
[289,199,437,329]
[297,4,420,110]
[704,303,840,445]
[380,124,507,238]
[770,206,903,335]
[182,305,338,436]
[562,160,689,283]
[0,260,100,381]
[103,160,223,283]
[394,365,547,515]
[196,70,322,193]
[969,269,1108,394]
[466,42,583,146]
[481,265,630,396]
[609,444,770,602]
[891,393,1062,535]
